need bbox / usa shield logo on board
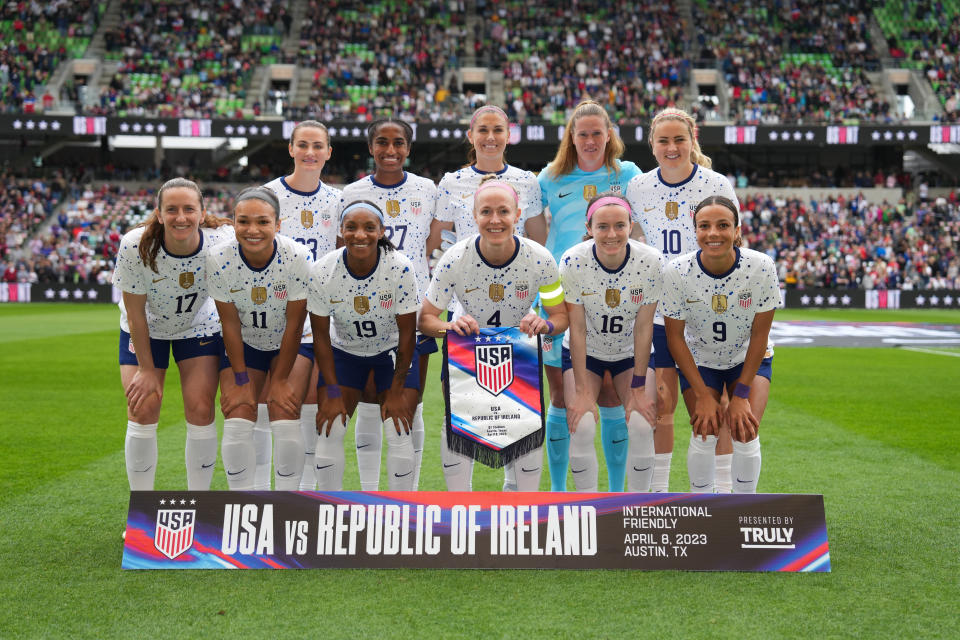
[605,288,620,308]
[154,509,195,560]
[475,343,514,396]
[489,283,504,302]
[251,287,268,305]
[515,283,529,300]
[583,184,597,200]
[301,209,314,228]
[385,200,401,218]
[738,291,752,309]
[711,294,728,313]
[354,296,370,314]
[631,287,643,304]
[665,201,680,220]
[179,272,194,289]
[380,293,393,309]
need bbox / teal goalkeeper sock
[599,406,627,492]
[545,405,568,491]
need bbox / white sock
[314,415,346,490]
[355,402,383,491]
[732,438,761,493]
[253,403,271,490]
[687,434,717,493]
[411,403,425,490]
[569,414,598,492]
[222,418,256,490]
[512,448,543,492]
[651,453,672,492]
[626,412,655,492]
[502,461,518,492]
[715,453,733,493]
[384,418,415,490]
[299,404,319,490]
[185,421,217,490]
[125,421,158,490]
[440,426,473,491]
[272,419,304,490]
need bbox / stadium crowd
[294,0,467,122]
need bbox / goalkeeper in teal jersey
[537,100,642,492]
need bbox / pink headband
[470,105,509,128]
[474,180,519,205]
[586,196,631,222]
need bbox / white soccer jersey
[435,165,542,240]
[426,235,563,327]
[339,172,437,298]
[559,239,665,361]
[308,247,419,356]
[626,164,738,259]
[660,248,780,370]
[114,225,233,339]
[264,175,341,342]
[206,234,311,351]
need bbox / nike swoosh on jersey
[558,192,572,198]
[581,291,598,296]
[464,287,480,293]
[152,277,167,283]
[330,299,343,304]
[686,298,701,303]
[643,206,656,212]
[230,288,244,293]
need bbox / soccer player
[114,178,232,490]
[561,194,665,492]
[307,200,420,491]
[419,178,568,491]
[626,107,740,492]
[340,118,443,490]
[538,100,642,491]
[263,120,341,491]
[661,196,779,494]
[436,105,546,243]
[207,187,311,490]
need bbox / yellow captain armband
[538,280,565,306]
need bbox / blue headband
[340,202,385,225]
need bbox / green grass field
[1,304,958,638]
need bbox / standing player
[539,100,642,492]
[626,107,739,492]
[308,201,420,490]
[419,178,568,491]
[114,178,232,490]
[340,118,442,490]
[436,105,546,244]
[561,194,664,492]
[207,187,311,490]
[264,120,341,491]
[661,196,779,493]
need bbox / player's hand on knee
[381,389,413,434]
[126,369,163,414]
[727,397,759,442]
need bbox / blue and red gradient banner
[122,491,830,571]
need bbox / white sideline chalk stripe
[900,347,960,358]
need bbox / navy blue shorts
[678,357,774,393]
[416,333,439,355]
[561,346,634,378]
[119,331,221,369]
[325,346,420,393]
[219,342,280,373]
[647,323,676,370]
